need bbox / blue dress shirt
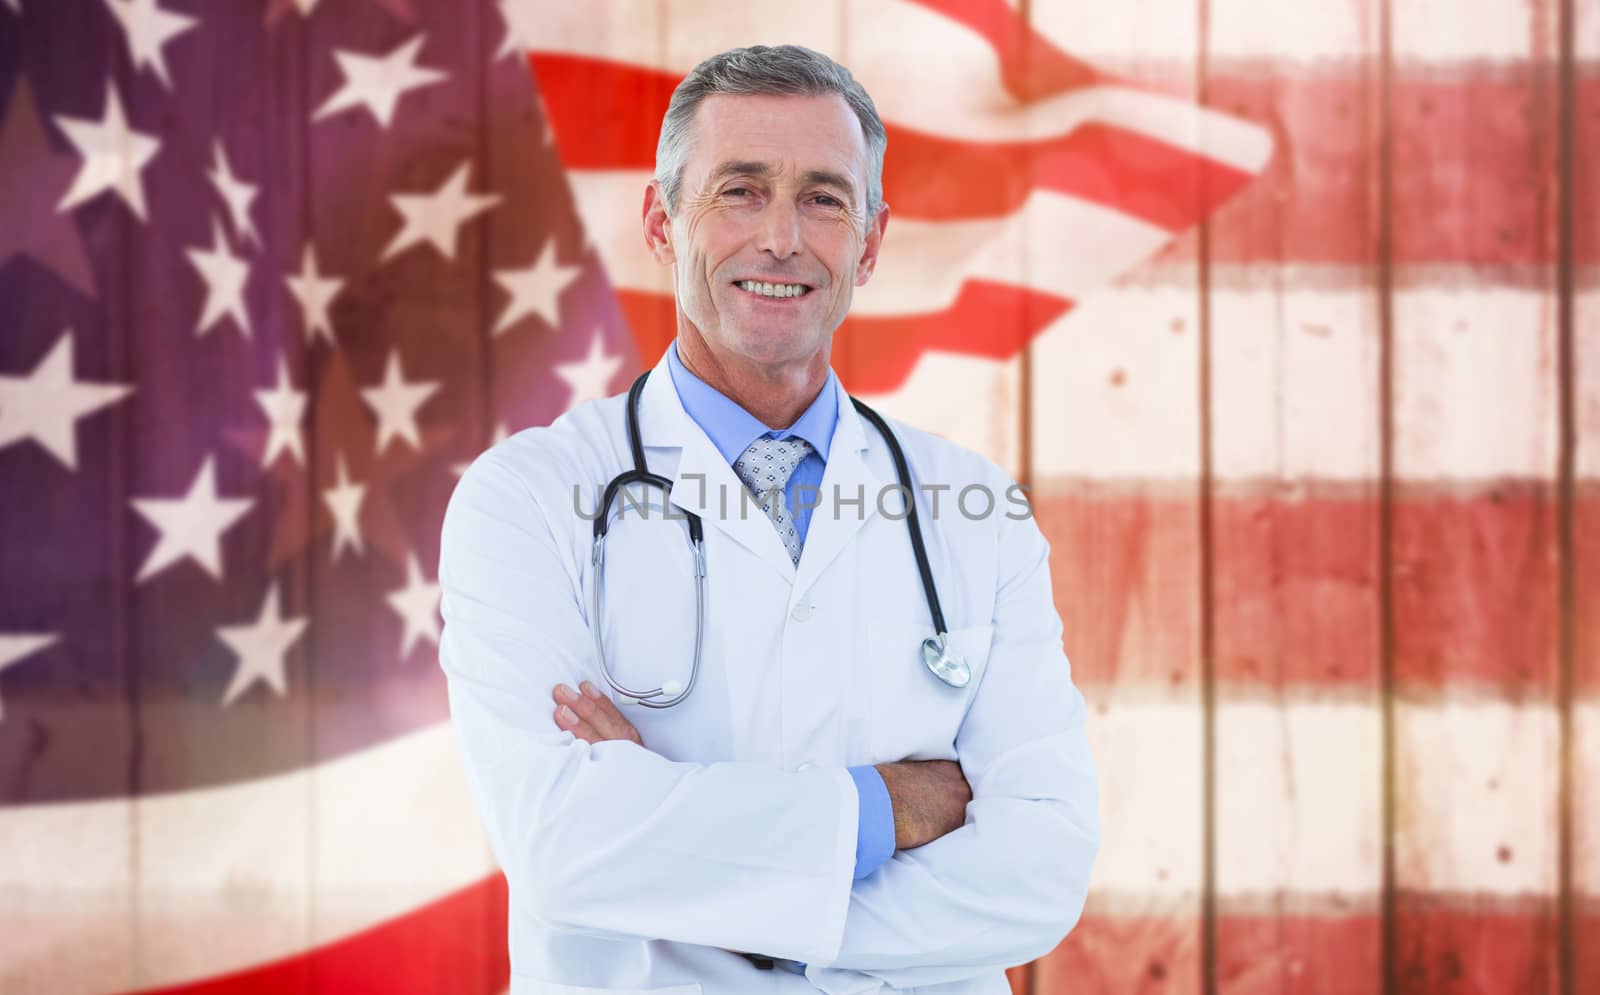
[665,342,895,884]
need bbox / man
[439,44,1098,995]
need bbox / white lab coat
[438,348,1099,995]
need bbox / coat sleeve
[806,500,1101,990]
[438,449,860,967]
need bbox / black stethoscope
[589,369,971,709]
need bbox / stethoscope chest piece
[922,633,972,688]
[600,369,971,707]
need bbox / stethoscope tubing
[588,369,962,708]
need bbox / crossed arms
[438,452,1100,987]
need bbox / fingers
[553,680,643,746]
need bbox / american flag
[0,0,1274,992]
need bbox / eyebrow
[707,160,857,202]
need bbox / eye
[724,187,751,197]
[813,194,843,207]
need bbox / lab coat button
[790,600,812,622]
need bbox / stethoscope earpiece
[592,370,968,709]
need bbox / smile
[734,280,812,300]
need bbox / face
[643,92,888,374]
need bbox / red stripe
[1039,906,1597,994]
[909,0,1103,101]
[529,53,1254,229]
[128,877,508,995]
[1033,487,1566,692]
[615,280,1073,395]
[530,50,1600,265]
[1170,68,1599,267]
[885,123,1253,229]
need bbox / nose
[754,198,802,259]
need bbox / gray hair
[653,45,888,227]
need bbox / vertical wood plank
[1386,0,1565,991]
[299,0,504,990]
[0,4,137,989]
[121,1,313,986]
[1568,2,1599,993]
[1202,1,1388,992]
[1025,3,1208,989]
[836,0,1027,475]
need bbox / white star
[493,239,578,336]
[129,453,253,584]
[0,330,134,471]
[284,243,345,345]
[216,583,308,707]
[103,0,196,91]
[381,160,501,263]
[312,34,446,129]
[0,633,57,722]
[387,552,440,659]
[556,336,623,410]
[205,139,260,248]
[451,422,510,477]
[494,0,540,61]
[322,451,367,562]
[359,349,440,454]
[253,353,306,468]
[53,80,161,221]
[185,215,252,338]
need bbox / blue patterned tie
[732,436,814,564]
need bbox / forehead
[683,92,868,187]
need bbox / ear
[642,181,675,265]
[853,201,890,287]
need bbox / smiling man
[438,45,1099,995]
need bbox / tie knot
[732,436,813,495]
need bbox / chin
[727,331,821,367]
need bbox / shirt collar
[665,340,839,465]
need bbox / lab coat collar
[635,347,892,587]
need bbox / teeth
[738,280,808,298]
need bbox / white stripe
[1394,696,1562,896]
[534,0,1271,172]
[1036,0,1564,62]
[1084,696,1206,896]
[1574,287,1600,479]
[1215,700,1384,896]
[856,351,1023,481]
[1210,279,1381,482]
[1393,286,1558,481]
[1015,281,1560,482]
[1579,698,1600,899]
[1390,0,1559,62]
[0,721,494,993]
[570,170,1174,315]
[4,700,1593,989]
[1026,279,1201,479]
[1087,694,1591,901]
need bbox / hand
[875,759,972,850]
[553,680,644,747]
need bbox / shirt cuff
[847,763,895,880]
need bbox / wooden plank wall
[1569,2,1597,993]
[2,0,1593,991]
[1010,0,1596,993]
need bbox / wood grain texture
[1205,2,1386,992]
[1386,1,1564,992]
[1570,4,1600,995]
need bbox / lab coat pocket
[510,979,702,995]
[866,621,993,763]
